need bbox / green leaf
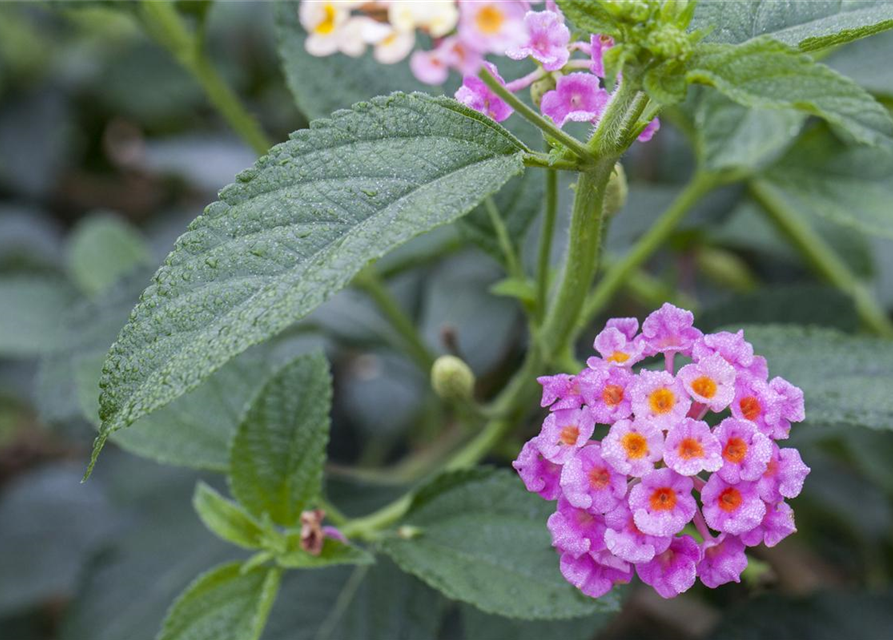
[740,325,893,431]
[263,559,443,640]
[686,38,893,146]
[193,482,265,550]
[489,276,538,305]
[380,468,617,620]
[91,92,526,473]
[75,336,322,471]
[277,535,375,569]
[158,563,281,640]
[692,90,805,173]
[691,0,893,51]
[461,604,615,640]
[229,351,330,526]
[557,0,619,37]
[66,214,151,296]
[0,274,77,357]
[275,2,431,121]
[757,128,893,239]
[827,29,893,97]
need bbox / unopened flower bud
[604,163,628,217]
[530,74,557,108]
[431,355,475,401]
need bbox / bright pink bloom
[767,376,805,439]
[560,443,627,513]
[602,418,664,477]
[604,502,672,563]
[540,73,609,128]
[506,10,570,71]
[698,534,748,588]
[692,330,756,374]
[606,317,639,340]
[740,501,797,548]
[731,373,783,436]
[410,48,450,85]
[513,436,562,500]
[678,353,737,412]
[548,497,608,557]
[537,407,595,464]
[636,535,701,599]
[590,34,614,77]
[560,550,632,598]
[459,0,526,54]
[322,526,347,543]
[701,476,766,535]
[715,418,773,484]
[756,445,810,503]
[455,62,513,122]
[638,117,661,142]
[641,303,703,357]
[580,365,634,424]
[592,325,646,368]
[663,418,723,476]
[630,370,691,430]
[537,373,582,410]
[629,468,696,537]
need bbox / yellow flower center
[718,487,743,512]
[649,388,675,414]
[622,432,648,459]
[314,4,338,35]
[723,437,748,463]
[602,384,625,407]
[691,375,717,399]
[559,425,579,446]
[608,351,630,363]
[475,5,505,35]
[649,487,677,511]
[677,437,704,460]
[740,396,761,421]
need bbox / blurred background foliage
[1,2,893,639]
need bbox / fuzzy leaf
[686,38,893,146]
[157,563,281,640]
[741,324,893,431]
[557,0,619,36]
[276,535,375,569]
[193,482,265,550]
[229,351,331,526]
[826,29,893,97]
[691,0,893,51]
[90,92,526,473]
[66,214,151,297]
[380,468,617,620]
[758,128,893,239]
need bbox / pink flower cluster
[298,1,659,139]
[514,304,810,599]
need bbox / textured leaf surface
[758,129,893,239]
[263,559,442,640]
[276,536,374,569]
[93,92,526,466]
[827,28,893,96]
[229,351,331,525]
[158,563,281,640]
[742,325,893,430]
[557,0,618,36]
[686,38,893,146]
[67,214,151,296]
[693,90,804,173]
[380,468,614,620]
[193,482,265,550]
[275,2,430,121]
[0,274,76,356]
[461,604,615,640]
[77,336,321,471]
[691,0,893,50]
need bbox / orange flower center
[608,351,630,363]
[589,467,611,490]
[718,487,743,512]
[649,487,677,511]
[723,437,748,463]
[559,425,579,446]
[677,437,704,460]
[740,396,761,421]
[315,5,338,35]
[622,432,648,459]
[649,388,675,414]
[475,5,505,34]
[603,384,625,406]
[691,376,717,399]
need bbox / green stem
[536,169,559,323]
[354,270,437,372]
[484,197,523,279]
[137,1,272,155]
[479,67,595,163]
[576,170,718,337]
[750,180,893,338]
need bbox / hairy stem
[485,197,523,279]
[138,1,272,155]
[576,170,718,337]
[750,179,893,338]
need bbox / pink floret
[560,443,627,513]
[548,497,608,558]
[636,535,701,599]
[560,550,632,598]
[513,436,562,500]
[698,534,748,588]
[663,418,723,476]
[701,476,766,536]
[629,468,697,537]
